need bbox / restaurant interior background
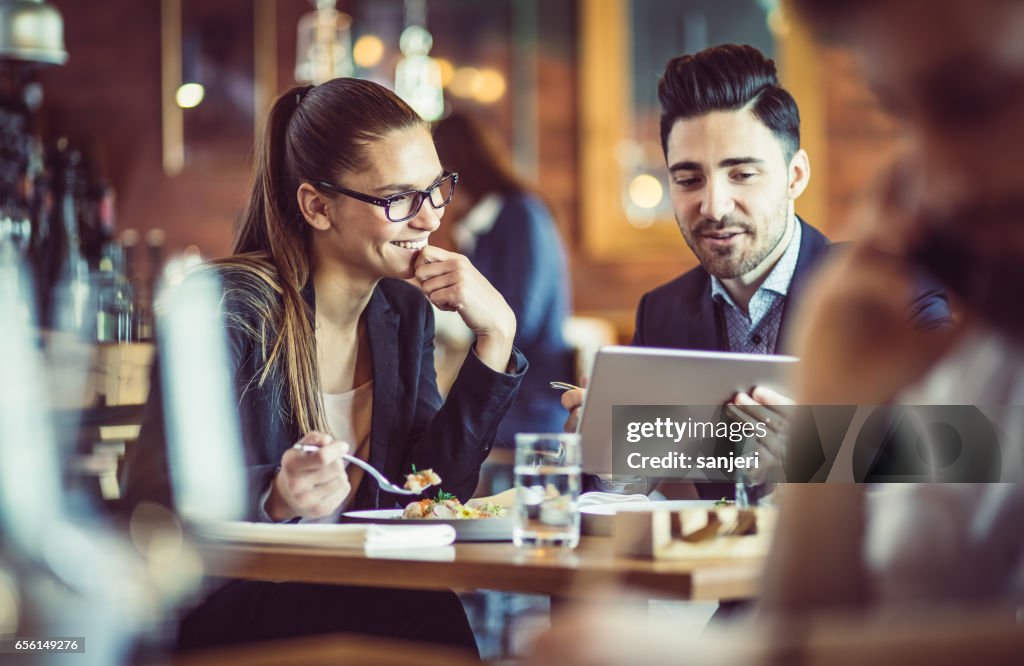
[6,0,907,341]
[0,1,945,663]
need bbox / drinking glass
[512,433,581,548]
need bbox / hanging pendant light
[394,0,443,121]
[295,0,354,84]
[0,0,68,66]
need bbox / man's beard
[908,198,1024,343]
[683,200,790,279]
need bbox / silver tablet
[577,345,798,472]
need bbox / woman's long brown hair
[212,79,422,436]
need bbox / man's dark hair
[658,44,800,163]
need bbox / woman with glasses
[123,78,524,656]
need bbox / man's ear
[787,148,811,200]
[297,183,332,231]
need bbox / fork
[291,443,423,495]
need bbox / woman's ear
[297,183,332,231]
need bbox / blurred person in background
[432,112,574,464]
[123,77,526,656]
[529,1,1024,663]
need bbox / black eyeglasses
[313,171,458,223]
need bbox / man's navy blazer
[632,219,952,352]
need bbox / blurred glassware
[156,258,246,523]
[0,210,30,254]
[0,248,210,666]
[47,141,91,337]
[124,227,166,343]
[94,242,135,344]
[513,433,582,549]
[0,252,146,659]
[0,103,32,259]
[0,253,61,554]
[25,135,54,315]
[394,0,444,122]
[295,0,354,85]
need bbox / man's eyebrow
[668,160,703,172]
[668,158,764,172]
[718,157,764,168]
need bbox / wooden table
[198,535,764,602]
[169,634,479,666]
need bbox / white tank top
[321,379,374,516]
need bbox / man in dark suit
[563,44,950,496]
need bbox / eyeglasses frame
[312,171,459,223]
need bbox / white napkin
[365,546,457,562]
[577,491,651,509]
[194,521,456,550]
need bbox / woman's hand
[266,432,351,521]
[414,246,516,372]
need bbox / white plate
[342,509,514,542]
[581,500,719,536]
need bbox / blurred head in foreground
[794,0,1024,341]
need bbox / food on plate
[404,467,442,493]
[402,490,507,520]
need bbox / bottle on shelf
[26,135,56,316]
[0,102,32,259]
[93,183,133,343]
[93,246,134,343]
[48,137,93,337]
[135,228,166,342]
[121,227,139,300]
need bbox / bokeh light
[628,173,664,209]
[473,68,506,103]
[448,67,480,98]
[175,83,205,109]
[353,34,384,68]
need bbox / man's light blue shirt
[709,220,802,354]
